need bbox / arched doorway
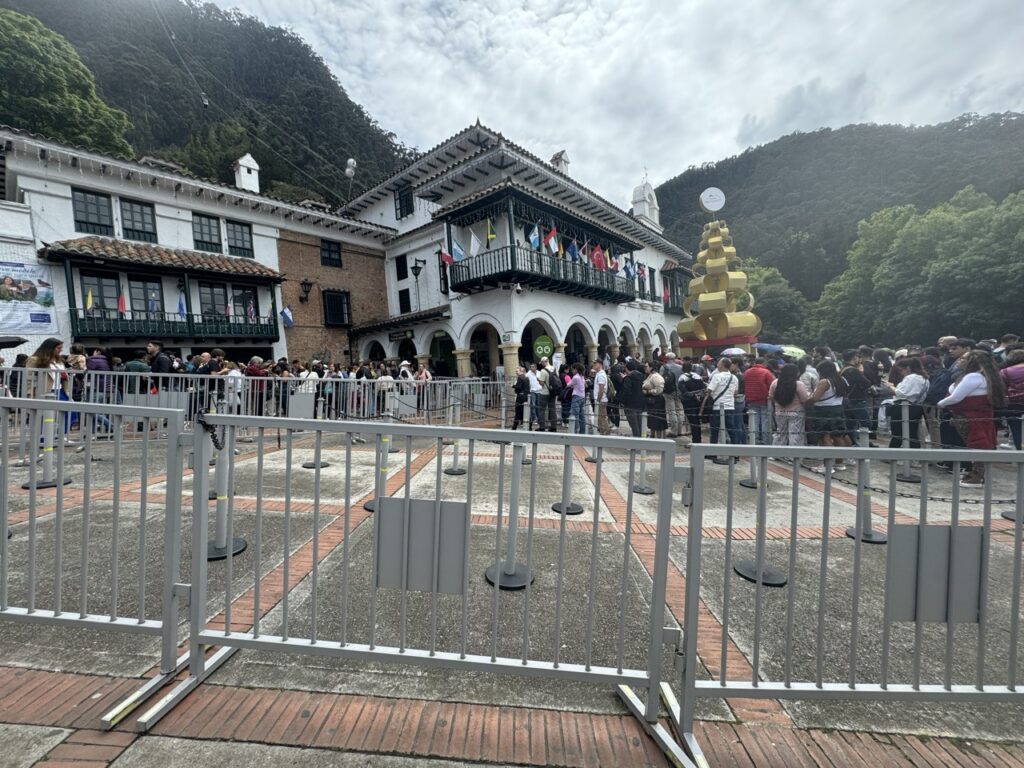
[398,337,417,363]
[598,326,614,362]
[637,328,652,361]
[365,340,386,362]
[565,322,591,368]
[618,326,636,360]
[520,319,556,366]
[654,329,668,359]
[469,323,499,377]
[429,330,456,377]
[670,330,680,358]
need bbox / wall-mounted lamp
[299,277,314,303]
[410,258,426,279]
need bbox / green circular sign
[533,335,554,360]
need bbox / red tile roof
[43,237,283,281]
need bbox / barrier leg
[486,443,533,589]
[846,429,886,544]
[21,394,72,490]
[364,429,392,511]
[633,412,656,495]
[896,402,921,484]
[585,400,598,464]
[739,409,759,489]
[302,395,331,469]
[442,395,455,445]
[551,443,583,515]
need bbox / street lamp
[299,277,314,303]
[411,258,426,311]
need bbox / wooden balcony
[72,309,279,342]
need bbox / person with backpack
[536,358,552,432]
[660,353,684,438]
[804,360,854,470]
[839,350,872,445]
[999,348,1024,450]
[542,357,560,432]
[592,360,611,435]
[678,362,707,445]
[702,358,743,449]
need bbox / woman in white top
[768,363,810,446]
[938,351,1006,487]
[804,361,853,471]
[880,357,929,449]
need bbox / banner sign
[0,261,58,333]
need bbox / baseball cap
[665,352,676,359]
[701,354,713,361]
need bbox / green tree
[741,262,809,341]
[0,9,132,156]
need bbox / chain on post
[196,409,226,452]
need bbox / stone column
[627,343,639,359]
[606,343,620,363]
[553,342,567,369]
[453,348,473,378]
[585,343,599,365]
[415,352,432,371]
[499,342,522,381]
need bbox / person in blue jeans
[703,358,744,451]
[569,363,587,434]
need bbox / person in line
[642,361,667,438]
[999,349,1024,450]
[804,360,854,472]
[542,357,560,432]
[569,363,587,434]
[769,363,809,447]
[678,362,707,445]
[592,360,611,436]
[511,366,529,430]
[84,347,115,434]
[620,359,646,437]
[535,359,551,432]
[939,350,1006,487]
[703,358,743,450]
[527,362,542,430]
[840,349,873,445]
[742,357,775,445]
[881,357,929,449]
[660,353,685,438]
[607,358,626,431]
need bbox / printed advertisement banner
[0,260,59,333]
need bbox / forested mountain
[657,114,1024,300]
[0,0,412,202]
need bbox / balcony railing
[72,308,279,341]
[448,245,637,304]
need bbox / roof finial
[643,165,649,185]
[475,117,482,127]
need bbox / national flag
[470,230,482,258]
[177,293,187,320]
[542,223,559,255]
[663,285,669,303]
[566,239,579,263]
[247,298,256,321]
[528,224,540,250]
[485,218,496,247]
[558,238,565,258]
[439,245,454,265]
[590,244,605,271]
[116,292,126,315]
[280,305,294,328]
[637,262,647,279]
[608,250,620,273]
[225,301,231,317]
[85,288,93,310]
[452,239,466,262]
[623,259,635,279]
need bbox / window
[437,251,449,295]
[320,238,342,268]
[193,214,222,252]
[198,282,228,316]
[232,286,259,319]
[120,199,157,242]
[398,288,411,314]
[226,220,254,258]
[128,277,163,316]
[637,272,646,299]
[394,254,408,281]
[649,268,658,302]
[322,290,351,327]
[80,272,119,313]
[72,188,114,236]
[394,186,414,219]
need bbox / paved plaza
[3,428,1024,766]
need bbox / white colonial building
[343,122,692,378]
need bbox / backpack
[1004,370,1024,410]
[547,369,563,398]
[662,368,677,395]
[605,374,616,401]
[678,373,705,401]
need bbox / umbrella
[754,342,783,353]
[780,345,807,359]
[0,336,28,350]
[720,347,747,356]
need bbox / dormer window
[394,185,414,219]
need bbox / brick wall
[277,228,387,364]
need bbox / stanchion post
[847,427,886,544]
[207,418,246,560]
[633,412,656,495]
[21,393,72,490]
[733,456,787,587]
[712,403,730,465]
[586,398,598,464]
[739,409,759,489]
[486,443,533,589]
[302,394,332,470]
[896,402,921,484]
[442,386,455,445]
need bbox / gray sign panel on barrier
[887,524,983,623]
[394,392,417,417]
[288,392,315,419]
[374,498,468,595]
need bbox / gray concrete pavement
[0,724,69,768]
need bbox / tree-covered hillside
[657,114,1024,300]
[0,0,412,202]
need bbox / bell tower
[631,179,662,233]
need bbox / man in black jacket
[511,366,529,430]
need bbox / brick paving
[4,437,1024,766]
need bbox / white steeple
[631,178,662,233]
[232,153,260,193]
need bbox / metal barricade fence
[133,411,690,762]
[0,395,190,728]
[673,443,1024,766]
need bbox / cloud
[209,0,1024,208]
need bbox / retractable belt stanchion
[207,403,246,560]
[632,412,655,495]
[847,427,886,544]
[486,443,533,589]
[302,395,331,469]
[739,409,759,489]
[21,392,72,490]
[712,404,730,465]
[896,402,921,483]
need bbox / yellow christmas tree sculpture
[676,219,761,356]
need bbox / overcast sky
[211,0,1023,209]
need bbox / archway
[520,318,557,366]
[469,322,500,377]
[428,330,456,377]
[598,325,615,362]
[654,328,668,359]
[637,328,653,361]
[618,325,637,358]
[565,322,592,368]
[398,337,417,364]
[670,330,680,357]
[364,340,386,363]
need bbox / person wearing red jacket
[743,357,776,445]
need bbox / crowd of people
[507,334,1023,488]
[3,333,1022,487]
